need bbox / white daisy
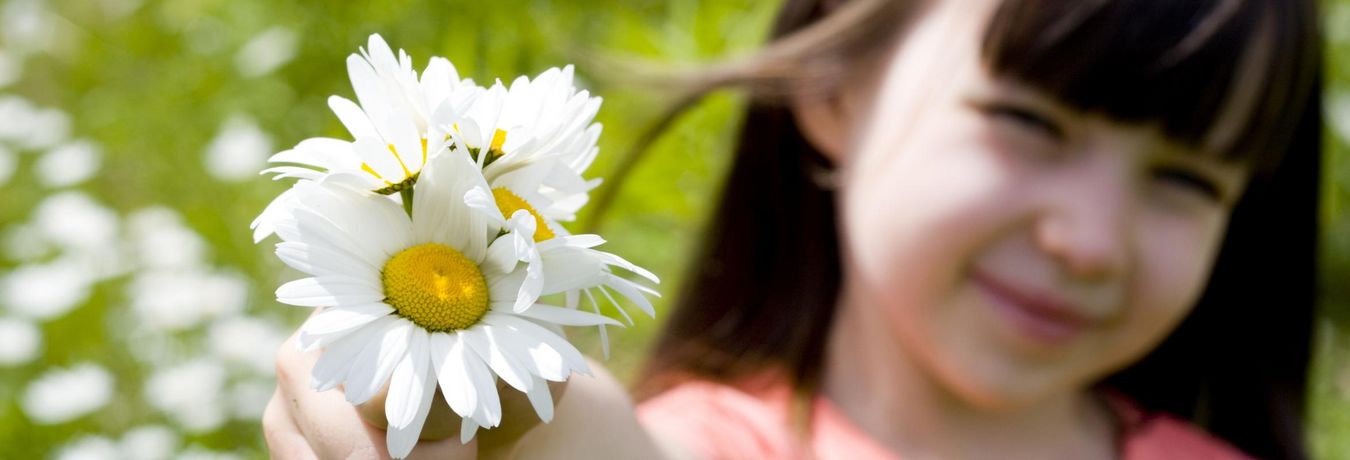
[271,151,617,458]
[449,64,603,224]
[446,67,658,350]
[251,33,478,242]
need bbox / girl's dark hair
[629,1,1323,458]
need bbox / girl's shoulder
[638,377,1253,460]
[1106,393,1254,460]
[637,375,807,460]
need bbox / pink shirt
[638,378,1251,460]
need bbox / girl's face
[833,0,1252,408]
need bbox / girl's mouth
[971,269,1093,346]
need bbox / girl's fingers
[262,388,319,460]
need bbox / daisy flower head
[251,33,479,242]
[270,151,619,458]
[444,65,660,347]
[448,64,604,226]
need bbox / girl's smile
[970,266,1099,347]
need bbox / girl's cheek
[1111,211,1228,360]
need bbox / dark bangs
[981,0,1319,170]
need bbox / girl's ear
[790,93,852,165]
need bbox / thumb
[354,381,460,442]
[354,377,569,452]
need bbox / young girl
[263,0,1324,458]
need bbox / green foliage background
[0,0,1345,458]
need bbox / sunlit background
[0,0,1345,458]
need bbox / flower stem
[401,187,415,217]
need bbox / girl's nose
[1032,157,1133,282]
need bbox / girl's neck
[822,279,1117,459]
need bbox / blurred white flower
[0,143,14,186]
[119,425,178,460]
[1,0,53,54]
[235,26,297,77]
[34,191,119,252]
[2,223,53,261]
[0,96,70,151]
[0,49,20,88]
[0,317,42,365]
[36,140,102,188]
[204,115,270,182]
[127,206,207,270]
[54,435,120,460]
[21,363,114,424]
[128,269,248,332]
[0,95,36,145]
[144,359,228,433]
[208,315,286,374]
[1,258,93,320]
[228,378,276,420]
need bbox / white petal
[459,331,501,426]
[298,304,392,344]
[386,360,437,459]
[421,57,459,107]
[514,248,543,313]
[385,328,429,429]
[486,269,526,307]
[309,322,383,391]
[590,286,632,325]
[525,375,553,423]
[412,152,490,260]
[605,274,656,318]
[461,327,531,393]
[430,332,476,418]
[260,165,324,181]
[274,241,379,281]
[351,136,406,183]
[251,190,292,243]
[537,234,604,250]
[482,313,588,380]
[537,246,604,294]
[276,276,383,307]
[344,319,412,405]
[346,55,396,140]
[480,233,520,277]
[514,304,621,327]
[328,96,380,141]
[584,289,611,359]
[459,417,479,444]
[463,186,506,226]
[283,181,412,267]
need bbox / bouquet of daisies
[250,34,658,458]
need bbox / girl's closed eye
[986,103,1065,141]
[1150,166,1224,203]
[970,97,1068,158]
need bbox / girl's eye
[986,104,1065,141]
[1151,167,1223,202]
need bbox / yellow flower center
[381,243,489,331]
[492,187,555,242]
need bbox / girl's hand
[263,313,670,459]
